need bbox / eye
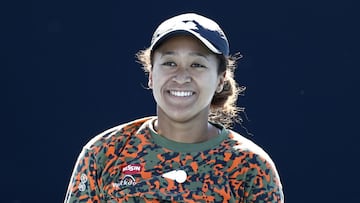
[191,63,206,68]
[162,61,177,67]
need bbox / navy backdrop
[2,0,359,202]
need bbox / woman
[64,13,284,203]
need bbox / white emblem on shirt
[162,170,187,183]
[78,173,88,191]
[112,175,137,188]
[80,173,88,183]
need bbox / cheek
[150,71,166,91]
[202,73,221,90]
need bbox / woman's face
[149,35,224,123]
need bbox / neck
[154,114,219,144]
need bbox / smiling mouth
[169,90,194,97]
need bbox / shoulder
[83,116,155,152]
[226,129,283,188]
[225,130,281,179]
[227,130,274,164]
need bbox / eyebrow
[160,51,209,60]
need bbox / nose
[172,68,191,84]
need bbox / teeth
[170,91,193,97]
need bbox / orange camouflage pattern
[64,117,284,202]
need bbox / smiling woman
[138,32,242,129]
[64,13,284,203]
[149,35,224,136]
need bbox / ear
[216,71,226,93]
[148,72,153,89]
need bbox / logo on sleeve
[78,173,88,191]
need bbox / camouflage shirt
[64,117,284,203]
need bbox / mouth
[169,90,195,97]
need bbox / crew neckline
[147,117,228,153]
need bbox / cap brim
[150,29,222,55]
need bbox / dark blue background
[2,0,359,202]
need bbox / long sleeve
[64,148,103,203]
[243,154,284,203]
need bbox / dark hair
[136,48,245,128]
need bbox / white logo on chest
[113,174,137,187]
[162,169,187,183]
